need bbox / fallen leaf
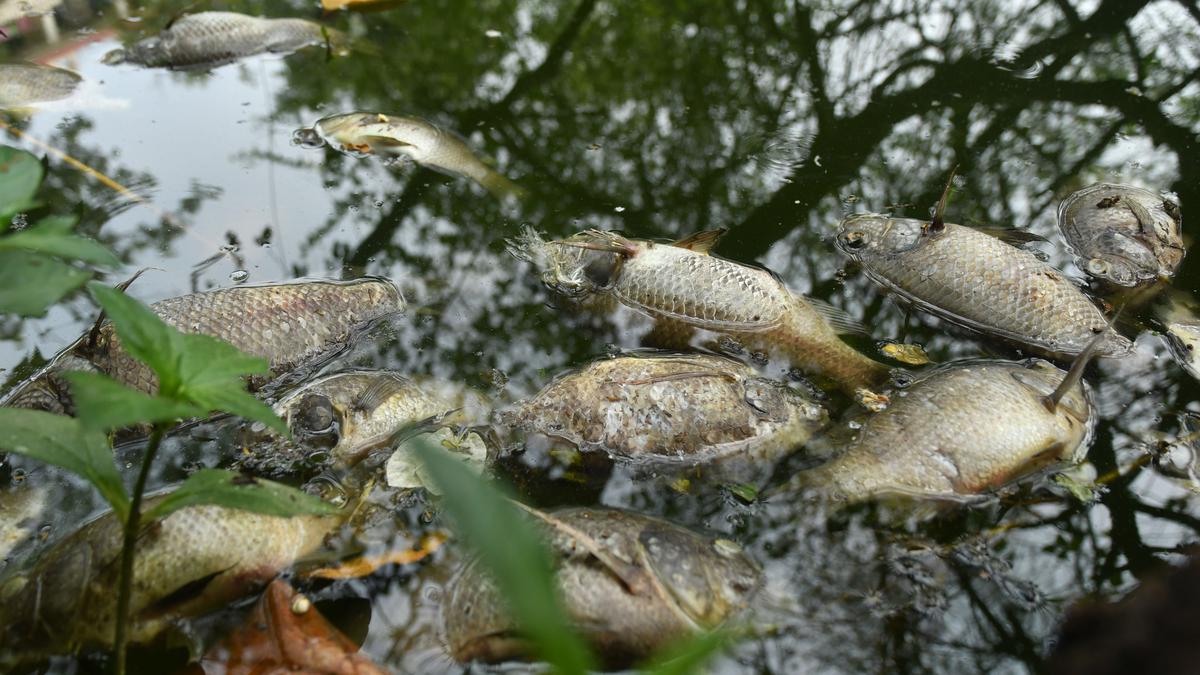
[303,532,448,580]
[188,579,387,675]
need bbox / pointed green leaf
[0,215,120,267]
[86,280,183,392]
[0,145,43,223]
[414,438,594,675]
[64,371,202,430]
[0,408,129,519]
[642,628,732,675]
[142,469,339,522]
[186,383,287,435]
[177,333,271,385]
[0,249,90,316]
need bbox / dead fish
[101,12,340,70]
[1158,291,1200,382]
[0,493,340,659]
[501,353,827,465]
[0,63,82,108]
[509,227,889,393]
[238,370,463,474]
[836,214,1131,358]
[794,346,1096,503]
[2,278,404,415]
[293,112,524,199]
[0,487,45,562]
[443,506,762,669]
[1058,183,1184,287]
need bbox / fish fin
[163,2,203,30]
[359,134,414,149]
[351,373,418,414]
[926,164,958,235]
[671,229,727,254]
[141,568,229,618]
[477,170,526,200]
[1041,310,1122,413]
[512,501,653,596]
[807,297,868,335]
[1125,198,1157,234]
[558,230,638,257]
[642,320,695,350]
[970,227,1049,246]
[83,269,152,354]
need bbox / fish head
[507,226,630,299]
[1082,229,1159,285]
[637,524,761,628]
[835,214,925,261]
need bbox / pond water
[2,0,1200,672]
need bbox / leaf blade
[0,250,90,316]
[64,371,203,430]
[0,215,120,267]
[143,469,340,522]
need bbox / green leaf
[186,383,287,435]
[142,469,339,522]
[726,483,759,504]
[0,215,120,267]
[413,438,594,675]
[86,280,183,392]
[642,629,732,675]
[0,249,90,316]
[177,333,271,385]
[64,371,203,430]
[0,408,129,520]
[0,145,43,223]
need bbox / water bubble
[484,29,502,38]
[614,206,626,213]
[229,270,249,282]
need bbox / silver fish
[443,506,761,668]
[0,63,82,108]
[797,358,1093,503]
[1158,291,1200,382]
[510,227,890,393]
[294,112,524,199]
[102,12,338,70]
[503,352,827,465]
[835,214,1131,358]
[2,278,404,415]
[1058,183,1184,287]
[0,493,340,659]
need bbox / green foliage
[413,438,596,675]
[0,146,117,316]
[143,469,340,522]
[65,371,203,429]
[86,281,287,434]
[642,629,731,675]
[0,408,130,520]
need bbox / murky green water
[3,0,1200,672]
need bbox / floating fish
[1,278,404,415]
[0,487,45,562]
[0,63,82,108]
[1058,183,1184,287]
[237,369,465,474]
[443,506,762,668]
[835,214,1131,358]
[293,112,524,199]
[795,354,1095,503]
[509,227,889,393]
[502,352,826,465]
[1158,291,1200,382]
[0,493,340,659]
[102,12,340,70]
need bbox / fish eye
[296,394,335,433]
[291,127,323,149]
[1085,258,1110,275]
[840,230,869,250]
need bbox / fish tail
[776,310,890,395]
[478,170,527,201]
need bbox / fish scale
[836,215,1131,358]
[799,359,1092,502]
[2,279,404,414]
[0,63,81,108]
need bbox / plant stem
[113,424,165,675]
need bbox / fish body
[0,63,82,108]
[102,12,335,70]
[0,487,46,562]
[1057,183,1184,287]
[0,496,339,658]
[2,278,404,414]
[505,353,827,464]
[801,359,1092,502]
[835,214,1131,358]
[510,228,889,393]
[443,507,761,668]
[295,112,523,198]
[1158,293,1200,381]
[239,370,458,474]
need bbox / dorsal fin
[1125,198,1155,233]
[806,296,867,335]
[84,269,152,354]
[352,373,418,414]
[928,164,958,234]
[1042,311,1122,413]
[971,227,1048,246]
[671,228,727,254]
